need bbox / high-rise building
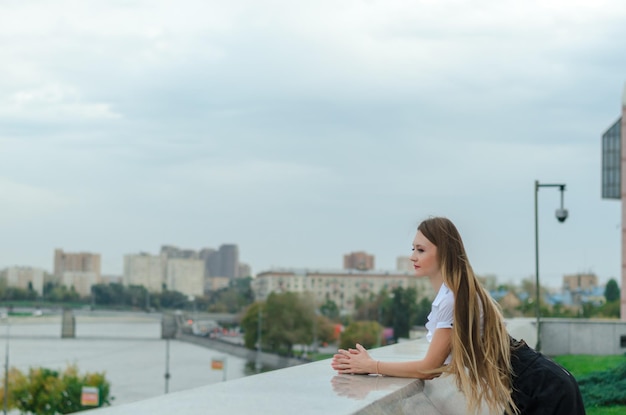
[199,248,217,278]
[200,248,220,278]
[219,244,239,279]
[600,84,626,321]
[201,244,239,279]
[123,253,163,293]
[160,245,198,259]
[54,249,101,280]
[343,251,375,271]
[53,249,101,296]
[166,258,204,298]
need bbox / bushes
[339,321,382,350]
[577,361,626,408]
[0,364,111,414]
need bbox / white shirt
[425,283,454,364]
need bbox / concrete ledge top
[88,337,496,415]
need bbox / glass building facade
[602,117,621,199]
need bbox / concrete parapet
[87,337,498,415]
[541,318,626,355]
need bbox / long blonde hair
[419,217,517,415]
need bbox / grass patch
[587,405,626,415]
[310,352,335,361]
[555,354,626,411]
[553,354,626,378]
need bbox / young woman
[330,217,585,415]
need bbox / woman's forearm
[375,359,437,379]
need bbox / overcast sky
[1,0,625,289]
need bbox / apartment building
[123,253,163,293]
[166,258,204,298]
[53,249,101,297]
[562,273,598,292]
[5,266,45,296]
[124,252,205,296]
[252,268,434,314]
[62,271,98,297]
[343,251,375,271]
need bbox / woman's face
[410,230,440,278]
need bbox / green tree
[548,302,576,318]
[241,301,264,350]
[241,296,320,355]
[125,285,149,308]
[605,278,621,303]
[339,321,382,350]
[47,285,80,303]
[391,287,418,341]
[156,289,189,309]
[354,293,380,322]
[92,283,128,306]
[597,299,620,319]
[315,314,336,345]
[209,288,246,313]
[319,299,340,321]
[0,287,37,302]
[263,292,315,356]
[581,302,597,318]
[414,297,432,327]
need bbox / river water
[0,312,248,407]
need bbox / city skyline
[1,1,626,289]
[0,243,617,290]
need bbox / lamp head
[555,208,568,223]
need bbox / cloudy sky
[1,0,625,288]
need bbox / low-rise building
[205,276,231,293]
[5,266,45,296]
[563,273,598,292]
[252,268,434,314]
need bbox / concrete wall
[541,318,626,355]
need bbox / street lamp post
[534,180,568,352]
[255,304,262,373]
[3,314,9,415]
[164,338,170,394]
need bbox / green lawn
[587,406,626,415]
[554,354,626,414]
[553,354,626,378]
